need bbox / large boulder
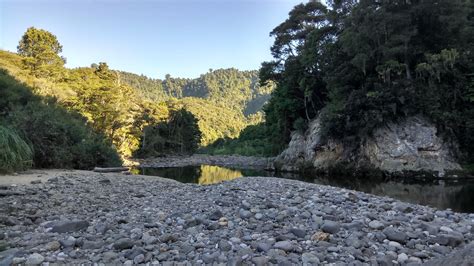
[274,116,461,175]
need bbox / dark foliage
[260,0,474,161]
[135,109,202,157]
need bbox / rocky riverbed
[1,171,473,265]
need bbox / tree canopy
[257,0,474,161]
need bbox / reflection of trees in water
[198,165,243,185]
[451,184,474,213]
[137,166,201,183]
[133,166,474,213]
[279,171,473,212]
[369,182,465,211]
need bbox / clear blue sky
[0,0,304,79]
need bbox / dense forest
[0,27,273,172]
[211,0,474,163]
[2,0,474,172]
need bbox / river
[132,164,474,213]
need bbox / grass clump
[0,126,33,173]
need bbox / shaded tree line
[255,0,474,161]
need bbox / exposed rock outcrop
[274,116,461,175]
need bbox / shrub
[9,102,122,169]
[0,126,33,173]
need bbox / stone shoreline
[131,154,274,170]
[1,171,473,265]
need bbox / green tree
[17,27,65,78]
[136,108,202,156]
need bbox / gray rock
[113,238,134,250]
[397,253,408,263]
[202,253,216,264]
[50,220,89,233]
[102,251,117,262]
[239,209,252,219]
[322,221,340,234]
[368,220,384,230]
[0,216,19,226]
[429,233,464,247]
[59,236,76,248]
[12,257,26,265]
[218,239,232,251]
[424,243,474,265]
[95,223,109,234]
[302,252,320,265]
[252,256,269,266]
[82,240,102,250]
[274,241,294,252]
[290,228,307,238]
[209,209,223,220]
[0,248,19,266]
[134,254,145,264]
[26,253,44,265]
[257,242,272,252]
[383,227,407,244]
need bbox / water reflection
[133,165,474,213]
[134,165,243,185]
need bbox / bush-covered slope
[0,69,122,169]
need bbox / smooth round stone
[302,253,320,265]
[397,253,408,263]
[26,253,44,265]
[321,221,340,234]
[369,220,384,230]
[239,209,252,219]
[274,241,294,252]
[388,241,402,249]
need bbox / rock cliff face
[274,116,461,175]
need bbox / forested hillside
[0,27,273,171]
[119,68,274,116]
[215,0,474,162]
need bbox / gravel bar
[0,171,473,265]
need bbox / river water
[132,165,474,213]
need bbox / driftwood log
[93,167,129,173]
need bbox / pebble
[369,220,384,230]
[274,241,294,252]
[50,220,89,233]
[0,170,472,264]
[26,253,44,265]
[302,252,320,265]
[45,240,61,251]
[383,227,407,244]
[322,221,340,234]
[113,238,134,250]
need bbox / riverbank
[131,154,274,170]
[1,170,473,265]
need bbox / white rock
[440,226,453,233]
[26,253,44,265]
[397,253,408,263]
